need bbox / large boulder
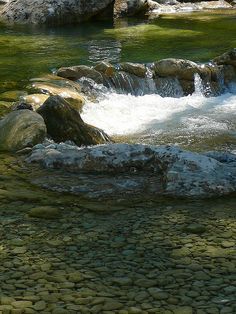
[114,0,148,17]
[37,95,111,146]
[0,0,114,25]
[0,110,46,151]
[153,58,202,81]
[27,143,236,199]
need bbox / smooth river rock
[0,110,46,151]
[26,143,236,199]
[37,95,111,146]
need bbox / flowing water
[1,9,236,150]
[0,9,236,313]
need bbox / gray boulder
[0,0,114,25]
[0,110,46,151]
[27,143,236,199]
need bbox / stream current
[0,9,236,313]
[1,9,236,151]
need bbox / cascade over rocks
[37,95,111,146]
[27,143,236,199]
[55,50,236,97]
[0,110,46,151]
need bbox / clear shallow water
[0,9,236,92]
[0,10,236,150]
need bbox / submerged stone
[0,101,14,118]
[183,223,206,234]
[0,90,27,102]
[28,206,60,219]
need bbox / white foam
[81,90,236,138]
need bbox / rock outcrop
[0,110,46,151]
[27,143,236,199]
[37,95,111,146]
[0,0,114,25]
[0,0,233,25]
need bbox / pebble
[0,184,235,314]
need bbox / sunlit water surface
[0,10,236,151]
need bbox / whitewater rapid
[81,89,236,141]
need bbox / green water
[0,12,235,312]
[0,9,236,93]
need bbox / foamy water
[81,91,236,138]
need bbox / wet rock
[119,62,147,77]
[154,58,204,81]
[173,307,193,314]
[32,82,85,112]
[103,300,123,310]
[0,110,46,151]
[33,301,46,311]
[57,65,104,84]
[21,94,50,110]
[12,102,33,111]
[183,223,206,234]
[0,90,27,102]
[0,101,14,118]
[94,61,115,77]
[213,48,236,67]
[37,95,111,146]
[148,289,169,300]
[28,206,60,219]
[112,277,133,286]
[12,247,27,254]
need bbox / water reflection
[87,39,122,64]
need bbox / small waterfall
[193,73,204,96]
[145,65,157,94]
[109,71,136,95]
[156,77,184,98]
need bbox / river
[0,9,235,313]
